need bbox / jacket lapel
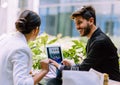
[86,28,102,54]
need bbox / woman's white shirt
[0,32,34,85]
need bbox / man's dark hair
[71,5,96,25]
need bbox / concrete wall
[7,0,18,33]
[0,0,39,35]
[0,0,18,35]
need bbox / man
[49,5,120,83]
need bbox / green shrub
[29,33,86,69]
[63,40,86,64]
[28,33,59,69]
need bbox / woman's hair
[15,10,41,34]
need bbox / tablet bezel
[46,45,63,64]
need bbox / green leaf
[48,38,58,44]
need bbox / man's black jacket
[60,28,120,81]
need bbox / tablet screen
[46,46,63,64]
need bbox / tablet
[46,45,63,64]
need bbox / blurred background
[0,0,120,47]
[0,0,120,36]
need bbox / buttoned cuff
[58,64,65,71]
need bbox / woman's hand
[40,59,49,73]
[49,59,59,68]
[33,59,50,85]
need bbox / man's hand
[62,59,75,66]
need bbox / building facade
[39,0,120,37]
[0,0,120,37]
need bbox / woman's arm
[33,59,49,85]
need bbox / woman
[0,10,49,85]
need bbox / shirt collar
[12,31,27,44]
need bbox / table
[109,80,120,85]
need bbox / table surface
[109,80,120,85]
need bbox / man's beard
[82,24,91,36]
